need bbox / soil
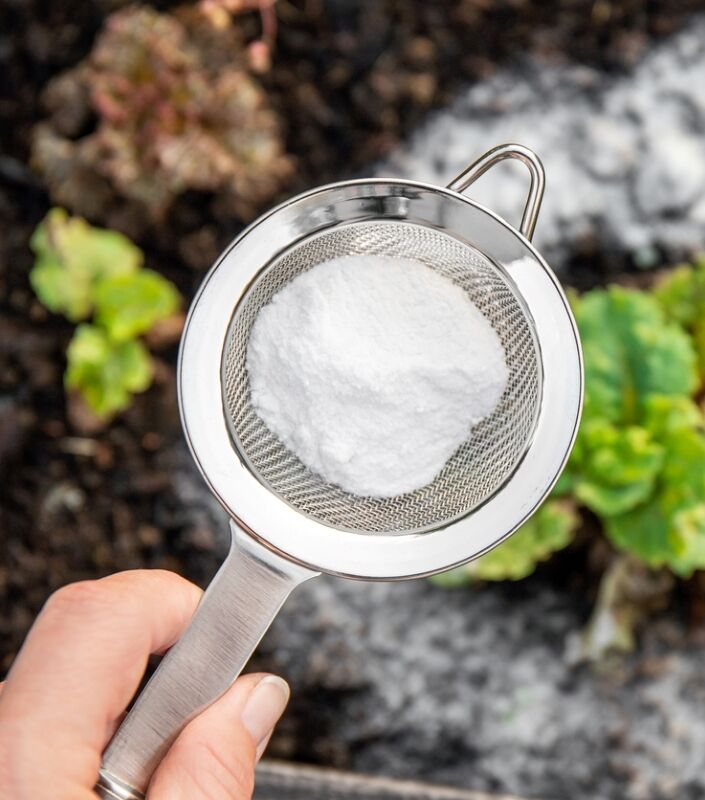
[2,1,705,794]
[253,567,705,800]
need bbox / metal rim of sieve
[178,145,583,580]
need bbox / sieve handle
[95,522,318,799]
[446,143,545,241]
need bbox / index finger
[0,570,202,798]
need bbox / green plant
[436,267,705,586]
[31,209,180,419]
[31,5,291,224]
[30,208,141,321]
[431,499,579,585]
[654,255,705,374]
[65,325,153,418]
[573,286,705,576]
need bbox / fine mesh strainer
[97,144,583,800]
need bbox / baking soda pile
[246,255,508,498]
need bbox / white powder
[246,255,509,498]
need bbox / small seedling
[31,209,181,420]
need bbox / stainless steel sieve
[96,143,583,800]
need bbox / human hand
[0,570,290,799]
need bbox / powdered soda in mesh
[246,255,508,497]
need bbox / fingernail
[241,675,290,751]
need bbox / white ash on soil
[378,17,705,273]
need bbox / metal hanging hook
[446,143,545,241]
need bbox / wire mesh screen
[222,220,541,534]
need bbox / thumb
[147,673,290,800]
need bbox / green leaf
[65,324,152,417]
[430,499,578,585]
[605,503,673,571]
[605,427,705,577]
[575,287,698,426]
[573,420,664,516]
[654,258,705,380]
[670,505,705,575]
[694,318,705,379]
[30,208,142,321]
[641,394,703,439]
[94,269,181,342]
[653,262,705,329]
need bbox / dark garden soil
[2,1,705,787]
